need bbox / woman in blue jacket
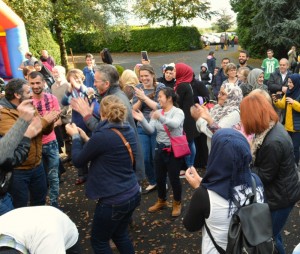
[66,95,141,254]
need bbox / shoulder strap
[204,222,226,254]
[161,110,172,138]
[111,128,134,165]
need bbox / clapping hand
[132,109,144,122]
[17,100,35,122]
[185,167,202,189]
[65,123,79,136]
[70,97,94,117]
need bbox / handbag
[161,110,191,158]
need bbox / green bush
[28,27,61,64]
[65,26,202,53]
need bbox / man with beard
[28,71,61,208]
[0,78,59,208]
[237,50,253,70]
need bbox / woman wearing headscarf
[183,128,264,253]
[272,74,300,166]
[240,92,300,254]
[175,63,198,173]
[240,68,267,97]
[191,83,243,152]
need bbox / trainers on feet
[142,184,157,194]
[179,170,186,178]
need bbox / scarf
[210,83,243,123]
[251,121,275,163]
[174,63,193,90]
[247,68,264,90]
[286,74,300,99]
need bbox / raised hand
[185,167,202,189]
[65,123,79,136]
[70,97,93,117]
[132,109,144,122]
[24,116,42,138]
[17,100,35,122]
[43,110,61,124]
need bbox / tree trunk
[53,18,68,71]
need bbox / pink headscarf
[174,63,194,91]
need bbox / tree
[133,0,214,27]
[230,0,300,58]
[213,9,234,32]
[4,0,127,69]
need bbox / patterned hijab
[174,62,193,90]
[247,68,264,89]
[286,73,300,99]
[210,83,243,123]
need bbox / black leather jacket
[0,137,30,195]
[268,69,292,94]
[252,123,300,210]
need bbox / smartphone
[275,94,283,99]
[141,51,149,61]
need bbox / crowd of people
[0,46,300,254]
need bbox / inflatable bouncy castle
[0,1,29,79]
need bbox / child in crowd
[62,69,99,185]
[82,53,96,88]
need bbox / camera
[275,94,283,99]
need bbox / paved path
[68,45,259,75]
[64,48,300,253]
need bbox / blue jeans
[91,192,141,254]
[288,131,300,165]
[9,163,47,208]
[137,126,156,185]
[42,140,60,205]
[271,204,294,254]
[0,193,14,215]
[185,140,196,168]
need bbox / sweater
[140,106,184,146]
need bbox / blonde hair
[100,95,127,123]
[66,69,85,82]
[224,63,237,76]
[119,69,139,90]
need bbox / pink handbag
[162,110,191,158]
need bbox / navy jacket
[71,120,138,201]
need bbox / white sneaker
[145,184,157,191]
[179,170,186,178]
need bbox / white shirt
[0,206,79,254]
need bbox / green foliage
[230,0,300,58]
[133,0,214,27]
[65,26,202,53]
[28,27,61,64]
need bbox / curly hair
[100,95,127,123]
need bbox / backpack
[100,48,113,64]
[204,177,278,254]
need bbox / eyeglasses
[94,79,106,83]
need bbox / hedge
[65,26,202,53]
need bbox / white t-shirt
[0,206,79,254]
